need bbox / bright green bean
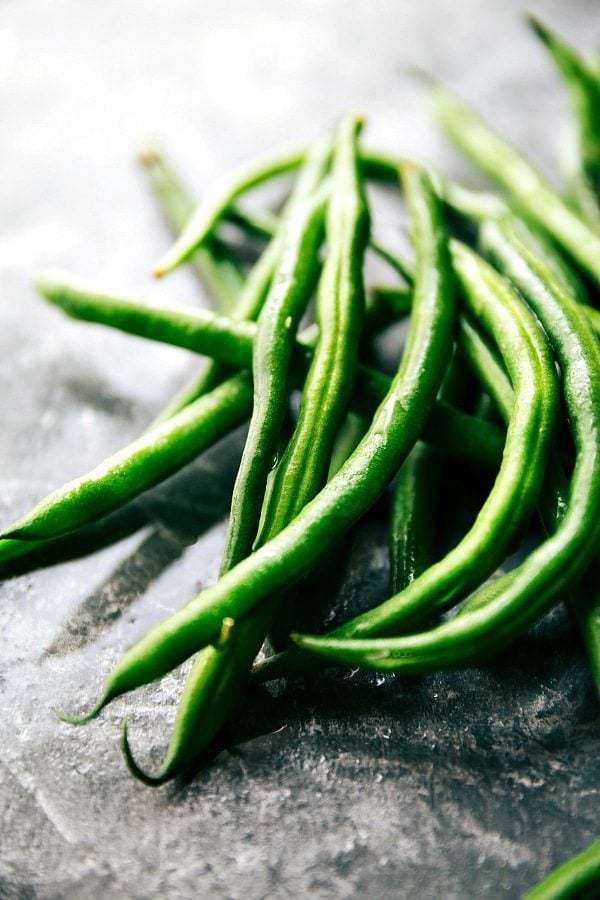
[427,78,600,285]
[529,17,600,230]
[524,837,600,899]
[220,135,332,572]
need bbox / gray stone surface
[1,0,599,897]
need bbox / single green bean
[427,78,600,285]
[529,16,600,230]
[138,147,245,311]
[153,148,303,277]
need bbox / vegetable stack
[2,16,599,897]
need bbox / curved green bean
[138,147,245,311]
[220,140,332,572]
[529,16,600,230]
[426,78,600,285]
[524,837,600,900]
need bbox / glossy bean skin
[529,17,600,230]
[524,837,600,900]
[138,148,245,312]
[294,215,600,674]
[153,148,303,277]
[220,172,331,571]
[122,116,369,782]
[64,164,454,724]
[427,79,600,286]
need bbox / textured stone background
[1,0,599,897]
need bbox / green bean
[426,78,600,286]
[524,837,600,900]
[256,116,368,544]
[218,129,335,573]
[122,115,368,782]
[62,163,454,725]
[293,214,600,674]
[153,148,303,277]
[35,272,257,367]
[446,236,600,694]
[390,353,468,595]
[1,374,253,545]
[390,443,441,594]
[529,17,600,230]
[138,148,245,312]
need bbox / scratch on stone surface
[1,759,77,846]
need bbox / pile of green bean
[5,16,600,896]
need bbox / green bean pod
[138,148,245,311]
[1,374,254,544]
[390,443,441,594]
[529,17,600,230]
[524,837,600,900]
[293,215,600,673]
[426,78,600,286]
[153,148,303,277]
[219,178,330,572]
[63,163,454,724]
